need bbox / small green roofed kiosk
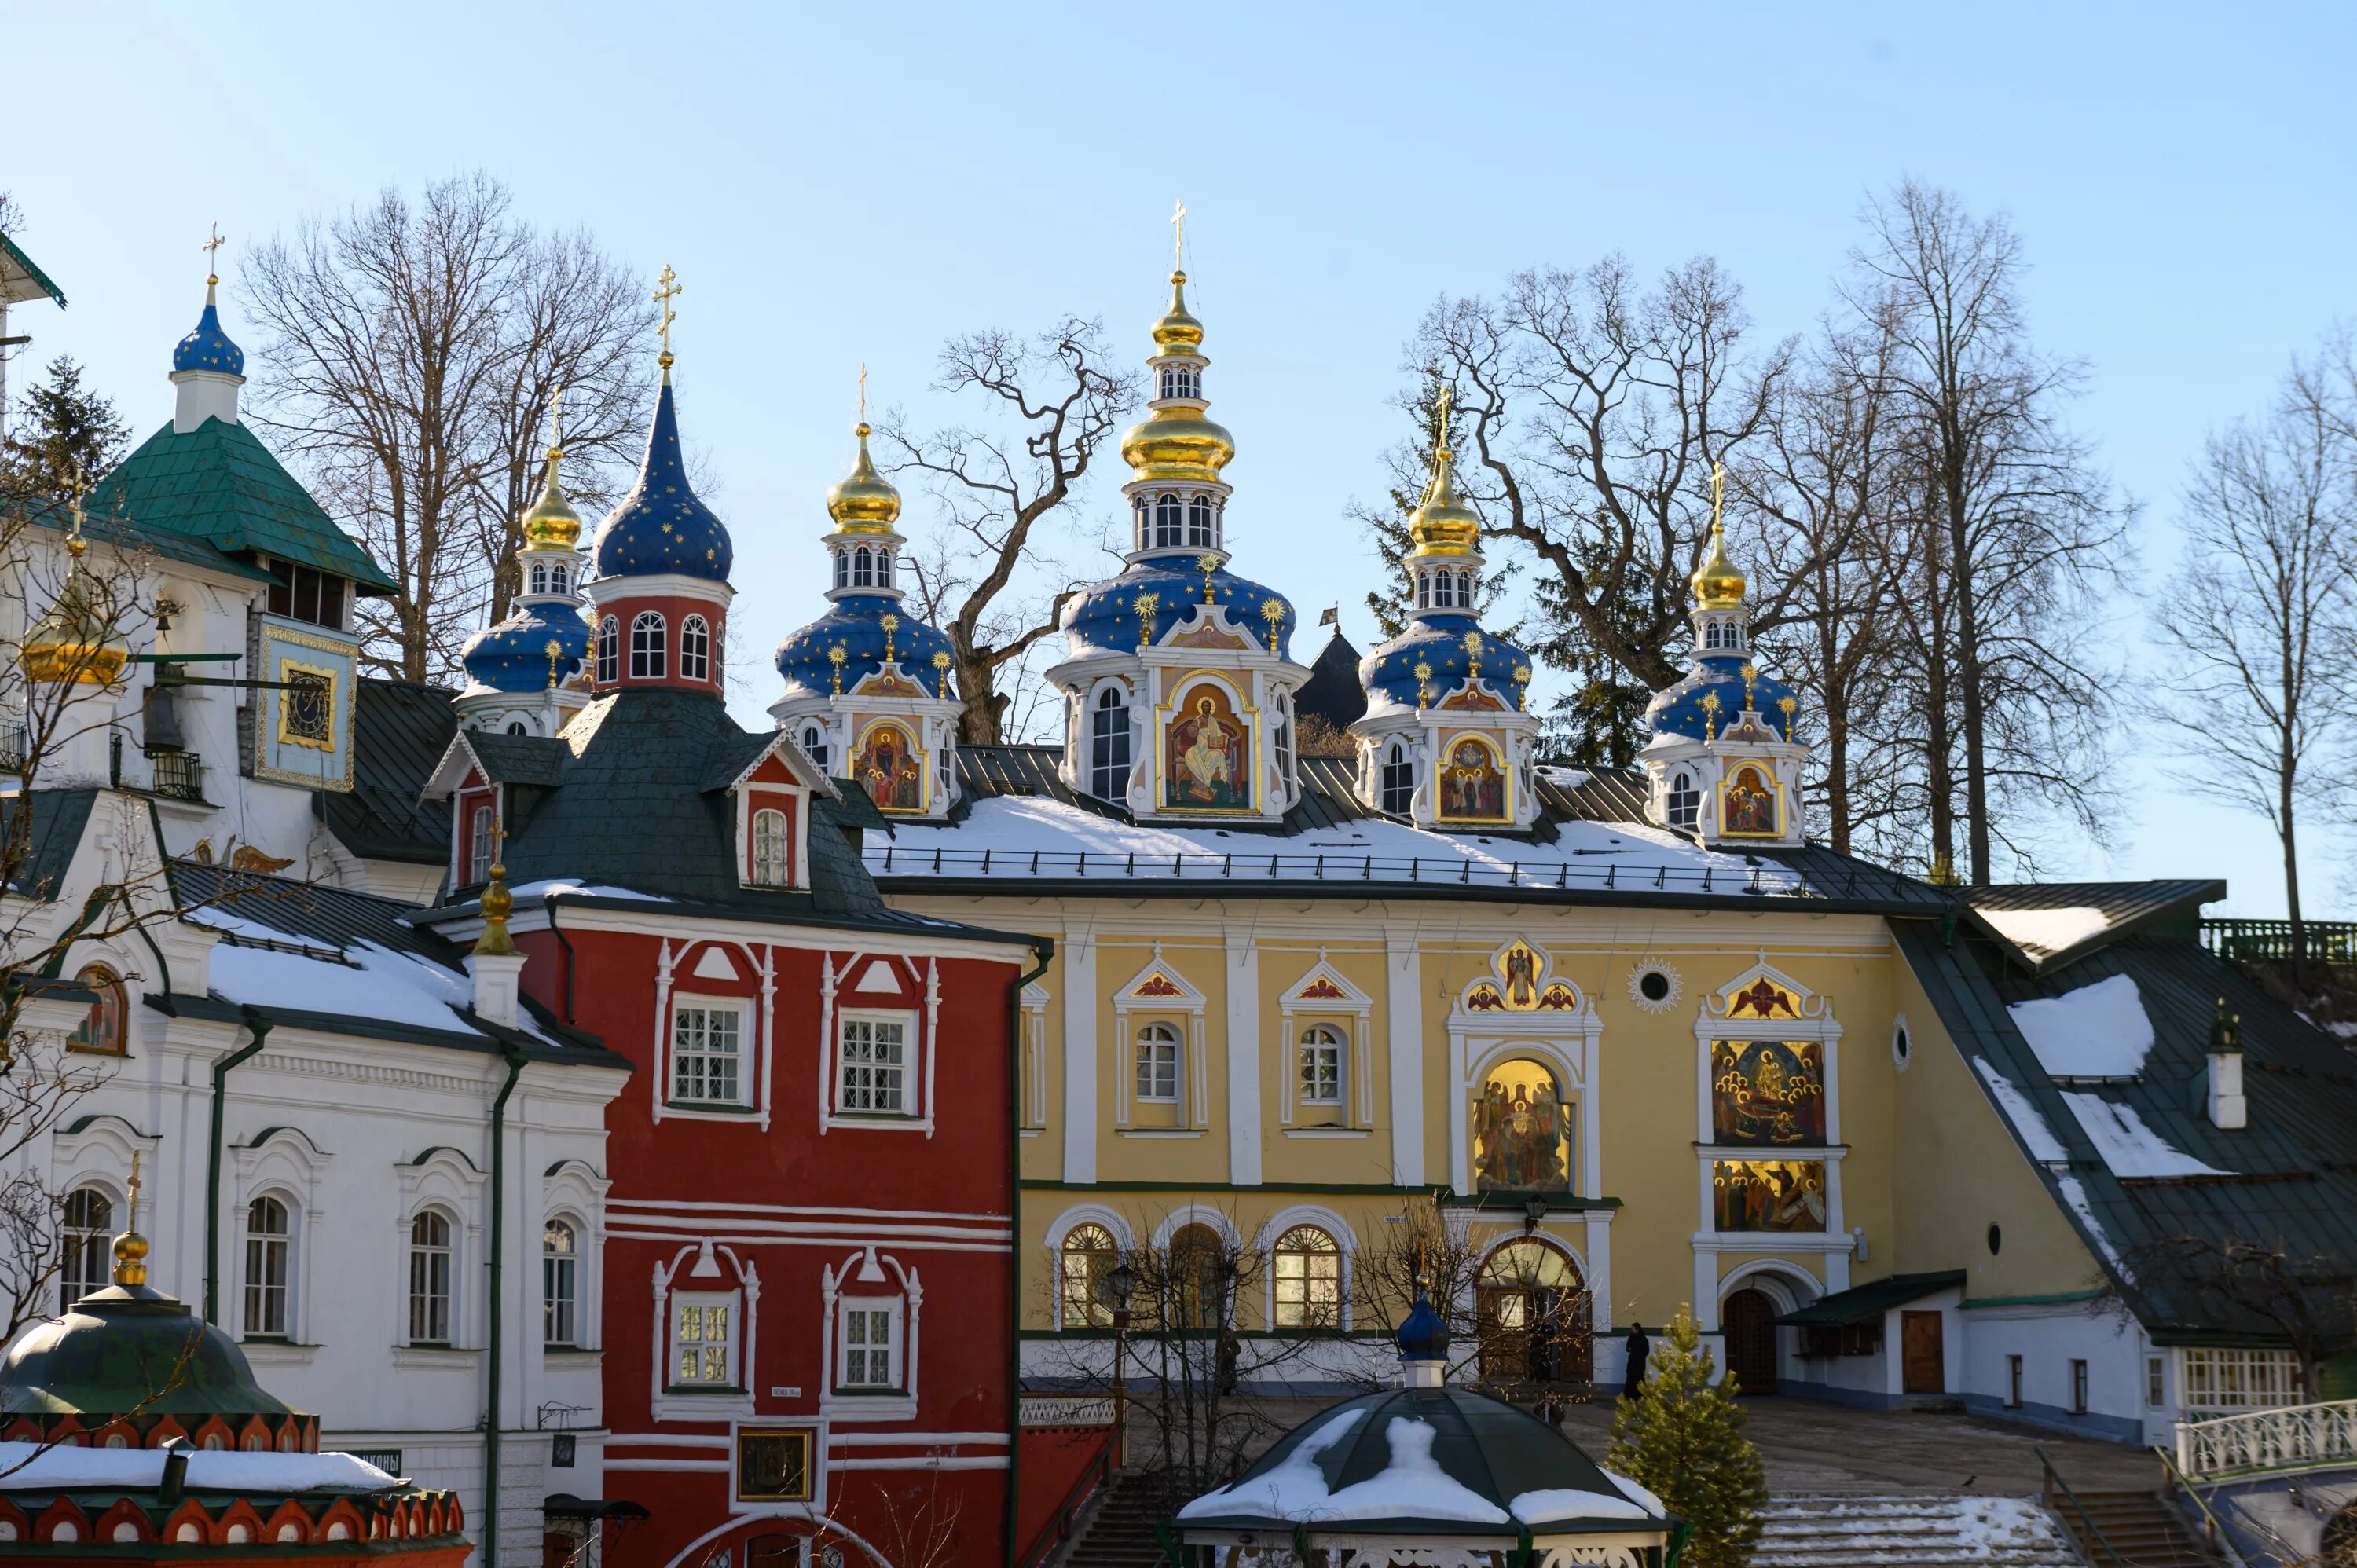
[1171,1291,1681,1568]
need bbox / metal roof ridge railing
[862,843,1816,896]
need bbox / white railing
[1018,1394,1116,1428]
[2176,1399,2357,1480]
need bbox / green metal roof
[87,418,396,593]
[1776,1271,1965,1326]
[0,231,65,308]
[313,679,456,866]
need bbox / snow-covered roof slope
[1975,904,2113,960]
[2007,974,2156,1079]
[2061,1093,2231,1178]
[0,1440,399,1493]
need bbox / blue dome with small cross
[171,298,244,376]
[460,603,592,694]
[775,595,958,702]
[1362,615,1531,714]
[591,383,733,583]
[1644,654,1798,742]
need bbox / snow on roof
[1976,904,2113,958]
[508,877,673,903]
[2061,1093,2231,1178]
[870,797,1804,897]
[2007,974,2156,1079]
[1509,1486,1659,1523]
[0,1441,400,1493]
[1972,1060,2069,1163]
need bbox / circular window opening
[1637,970,1672,1004]
[1987,1223,2003,1256]
[1893,1023,1912,1069]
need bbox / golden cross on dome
[1708,461,1727,529]
[652,265,683,358]
[202,222,226,283]
[549,385,565,452]
[1170,199,1187,271]
[857,362,868,427]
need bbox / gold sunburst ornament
[1699,689,1721,742]
[1259,597,1286,651]
[932,649,953,697]
[1741,663,1758,710]
[1135,592,1160,649]
[1197,553,1220,603]
[828,643,848,694]
[881,612,900,664]
[1779,693,1798,742]
[1413,661,1433,710]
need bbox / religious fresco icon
[1167,687,1249,810]
[1473,1057,1570,1192]
[1713,1159,1827,1232]
[1712,1040,1826,1145]
[1438,738,1506,822]
[1721,764,1778,836]
[853,722,923,812]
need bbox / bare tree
[2121,1233,2355,1398]
[244,174,653,683]
[882,320,1136,743]
[1846,181,2124,881]
[2157,372,2354,986]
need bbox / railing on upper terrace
[2175,1398,2357,1482]
[2201,918,2357,964]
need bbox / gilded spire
[1407,387,1480,558]
[652,265,683,382]
[110,1151,150,1289]
[1691,461,1747,610]
[1122,205,1233,489]
[476,833,518,957]
[520,390,585,548]
[827,365,902,533]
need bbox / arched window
[1135,1023,1179,1103]
[596,617,618,683]
[629,612,666,680]
[1159,365,1199,401]
[1274,691,1294,782]
[1155,493,1183,548]
[751,808,791,887]
[1060,1223,1119,1329]
[1166,1223,1225,1330]
[1475,1239,1587,1382]
[1380,740,1414,815]
[1704,622,1721,650]
[1132,495,1149,551]
[875,548,893,589]
[543,1218,578,1348]
[1416,573,1431,610]
[244,1196,291,1338]
[1298,1024,1344,1106]
[1273,1225,1341,1329]
[680,615,712,683]
[1187,495,1215,548]
[407,1211,453,1346]
[833,549,850,590]
[1089,685,1131,802]
[68,964,126,1056]
[853,546,874,588]
[469,804,495,882]
[1667,770,1699,832]
[1458,570,1475,606]
[528,561,549,595]
[798,723,830,772]
[549,565,569,596]
[60,1187,112,1310]
[504,720,529,737]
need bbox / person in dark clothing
[1621,1322,1650,1401]
[1544,1393,1566,1429]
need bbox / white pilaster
[1585,1209,1615,1332]
[1224,930,1261,1185]
[1384,931,1424,1186]
[1061,926,1098,1184]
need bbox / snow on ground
[2007,974,2156,1078]
[871,796,1805,896]
[2061,1093,2231,1178]
[0,1441,400,1492]
[1975,904,2113,958]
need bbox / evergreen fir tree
[1606,1305,1768,1568]
[2,356,131,507]
[1530,519,1659,768]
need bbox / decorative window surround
[651,1243,758,1423]
[819,956,940,1137]
[820,1250,921,1423]
[652,940,776,1130]
[1020,982,1050,1130]
[1109,947,1208,1129]
[394,1146,486,1351]
[231,1127,332,1346]
[1442,943,1603,1202]
[1276,955,1374,1129]
[541,1158,611,1354]
[1258,1205,1357,1332]
[834,1009,919,1123]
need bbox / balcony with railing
[2175,1398,2357,1481]
[108,734,207,802]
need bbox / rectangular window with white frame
[671,1000,746,1106]
[838,1012,913,1116]
[836,1298,902,1392]
[669,1291,740,1389]
[1297,1024,1345,1110]
[1135,1023,1181,1103]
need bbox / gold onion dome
[1691,521,1747,609]
[1122,271,1234,485]
[22,515,129,687]
[827,423,901,533]
[520,438,584,548]
[1409,434,1480,558]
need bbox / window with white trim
[671,1002,745,1105]
[1274,691,1294,780]
[797,722,830,772]
[1273,1225,1342,1329]
[407,1210,453,1346]
[838,1013,911,1115]
[1298,1024,1344,1105]
[669,1291,739,1387]
[680,615,712,683]
[751,808,791,887]
[60,1187,112,1310]
[1667,770,1699,832]
[2180,1348,2303,1414]
[543,1218,578,1347]
[1135,1023,1180,1103]
[1380,741,1414,815]
[629,611,667,680]
[1187,494,1215,548]
[832,550,850,590]
[550,565,569,595]
[596,617,618,683]
[836,1299,900,1390]
[243,1194,291,1339]
[528,561,549,595]
[1089,685,1131,801]
[1154,493,1183,548]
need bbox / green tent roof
[88,417,395,594]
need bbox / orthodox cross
[857,362,868,427]
[201,222,226,283]
[1134,592,1160,650]
[1170,199,1187,270]
[1708,461,1727,529]
[126,1149,141,1229]
[652,266,684,358]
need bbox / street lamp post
[1098,1260,1138,1468]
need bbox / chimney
[2205,997,2245,1130]
[467,850,526,1029]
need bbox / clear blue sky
[13,2,2355,911]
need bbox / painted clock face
[252,613,360,793]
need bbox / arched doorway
[1721,1288,1779,1395]
[1475,1240,1591,1387]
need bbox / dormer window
[1187,495,1215,548]
[1380,740,1413,815]
[1155,493,1183,549]
[798,722,830,772]
[1668,770,1699,831]
[752,808,791,886]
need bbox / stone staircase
[1756,1494,2084,1568]
[1052,1471,1171,1568]
[2047,1488,2219,1568]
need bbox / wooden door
[1721,1289,1778,1395]
[1901,1310,1945,1394]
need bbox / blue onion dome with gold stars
[775,423,957,700]
[172,274,244,376]
[1061,559,1297,660]
[460,603,591,694]
[1644,520,1799,743]
[591,379,733,582]
[1361,421,1530,713]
